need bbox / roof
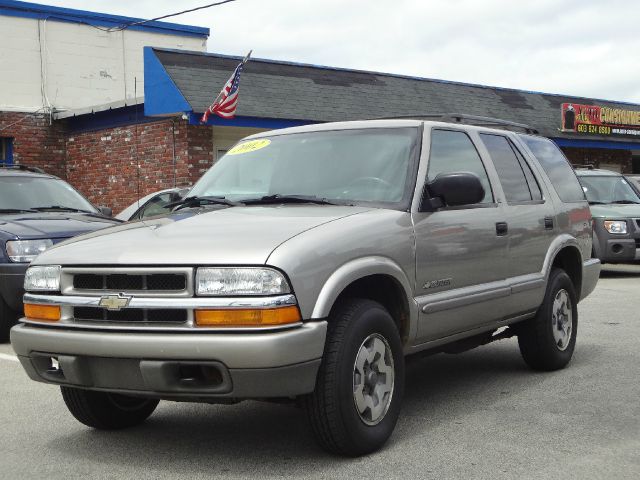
[0,0,209,38]
[574,168,622,177]
[151,48,640,142]
[0,168,54,179]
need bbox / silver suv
[11,117,600,456]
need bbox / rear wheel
[0,296,19,343]
[517,268,578,371]
[303,299,404,456]
[61,387,159,429]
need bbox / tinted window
[512,145,543,201]
[427,130,493,203]
[520,135,586,202]
[480,134,532,203]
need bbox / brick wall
[0,112,66,177]
[65,119,214,214]
[561,147,633,173]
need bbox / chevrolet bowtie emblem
[98,293,132,311]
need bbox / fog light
[24,303,61,322]
[195,306,301,327]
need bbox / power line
[98,0,238,32]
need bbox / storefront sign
[561,103,640,137]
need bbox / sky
[42,0,640,103]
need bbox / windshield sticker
[227,139,271,155]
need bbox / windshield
[0,176,98,212]
[578,175,640,204]
[189,128,419,208]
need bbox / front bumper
[10,321,327,399]
[0,263,28,312]
[592,224,640,264]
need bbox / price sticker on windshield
[227,139,271,155]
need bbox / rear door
[413,128,509,342]
[478,133,555,314]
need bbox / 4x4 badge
[423,278,452,290]
[98,293,132,311]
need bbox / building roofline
[0,0,210,38]
[152,47,640,108]
[53,97,144,120]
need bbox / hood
[0,212,120,240]
[33,205,371,266]
[589,204,640,218]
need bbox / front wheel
[517,268,578,371]
[61,387,159,430]
[303,299,405,456]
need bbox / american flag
[201,51,252,122]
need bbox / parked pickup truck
[11,116,600,456]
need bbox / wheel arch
[543,236,584,299]
[310,257,417,344]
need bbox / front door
[413,129,509,343]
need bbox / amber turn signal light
[195,305,301,327]
[24,303,61,322]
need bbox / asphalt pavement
[1,265,639,479]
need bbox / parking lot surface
[1,265,639,479]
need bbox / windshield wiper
[167,195,241,211]
[241,194,345,206]
[588,201,606,205]
[0,208,38,213]
[32,206,95,214]
[611,200,640,204]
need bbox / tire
[517,268,578,371]
[61,386,159,430]
[0,295,19,343]
[303,298,405,456]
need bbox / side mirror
[97,206,113,217]
[421,172,485,210]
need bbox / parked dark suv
[0,164,120,340]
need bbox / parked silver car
[115,188,188,221]
[11,117,600,456]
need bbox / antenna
[134,77,140,210]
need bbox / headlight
[196,267,291,296]
[6,239,53,263]
[604,220,627,234]
[24,265,61,292]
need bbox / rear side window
[427,129,493,203]
[520,135,586,203]
[480,134,535,203]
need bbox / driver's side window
[427,130,494,204]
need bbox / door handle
[544,217,554,230]
[496,222,508,236]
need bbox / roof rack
[375,113,539,134]
[0,163,46,174]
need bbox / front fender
[310,256,418,340]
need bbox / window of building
[480,134,533,203]
[0,138,13,164]
[427,129,494,203]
